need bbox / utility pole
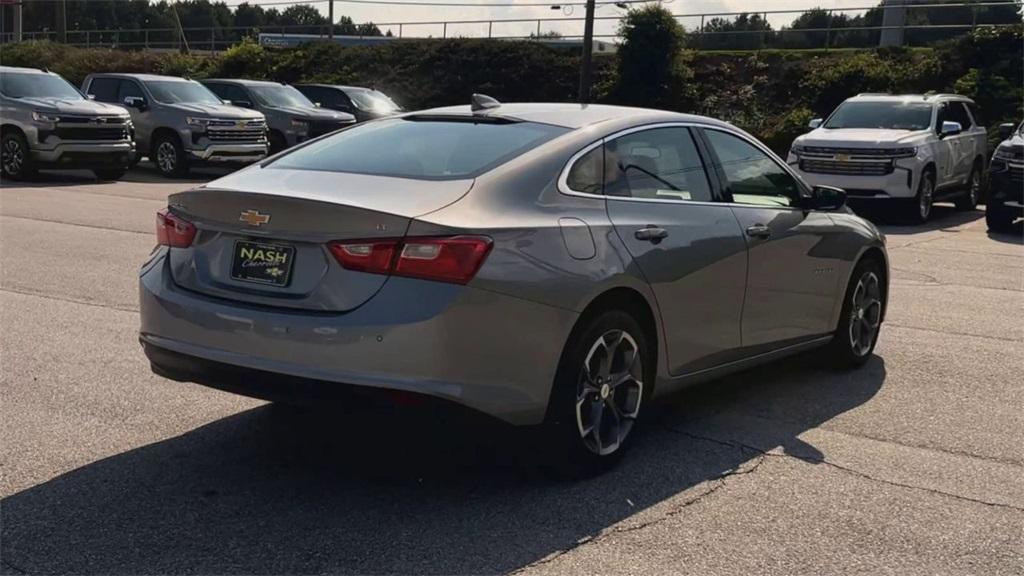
[328,0,334,39]
[56,0,67,43]
[879,0,908,47]
[13,0,23,42]
[577,0,596,104]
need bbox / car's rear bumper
[138,252,577,425]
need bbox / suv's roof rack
[857,92,890,97]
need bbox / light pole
[328,0,335,40]
[577,0,596,103]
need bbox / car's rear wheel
[954,164,982,211]
[152,133,189,178]
[544,310,651,475]
[1,131,36,181]
[826,259,885,368]
[906,170,934,224]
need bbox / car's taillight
[155,208,197,248]
[328,236,492,285]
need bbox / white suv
[788,94,987,223]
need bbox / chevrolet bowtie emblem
[239,209,270,226]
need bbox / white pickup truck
[788,93,987,223]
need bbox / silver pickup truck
[82,73,268,178]
[1,66,135,181]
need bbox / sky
[226,0,880,40]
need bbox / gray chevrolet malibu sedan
[140,98,888,473]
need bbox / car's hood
[165,102,264,119]
[265,105,354,122]
[16,96,128,117]
[797,128,930,148]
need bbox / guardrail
[0,1,1020,52]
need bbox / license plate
[230,240,295,287]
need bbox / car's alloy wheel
[2,135,26,178]
[576,329,644,456]
[848,271,883,358]
[956,167,982,211]
[155,141,178,175]
[917,175,934,222]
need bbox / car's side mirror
[87,94,96,101]
[314,102,322,108]
[808,185,847,211]
[123,96,147,111]
[999,122,1015,139]
[808,118,823,129]
[940,121,962,138]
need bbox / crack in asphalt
[666,429,1024,514]
[0,214,151,236]
[0,559,29,575]
[885,322,1021,343]
[0,286,139,314]
[511,446,767,574]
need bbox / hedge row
[2,26,1020,154]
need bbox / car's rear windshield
[824,101,933,131]
[0,72,83,100]
[269,118,569,180]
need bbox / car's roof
[412,102,730,130]
[0,66,53,75]
[202,78,288,87]
[295,83,380,92]
[88,73,194,82]
[848,93,974,104]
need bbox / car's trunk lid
[166,167,473,312]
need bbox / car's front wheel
[544,310,651,475]
[986,198,1018,233]
[152,134,189,178]
[906,170,935,224]
[1,131,36,181]
[826,259,885,368]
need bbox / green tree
[614,5,693,109]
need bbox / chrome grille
[205,119,267,143]
[800,158,894,176]
[1010,164,1024,183]
[58,115,129,125]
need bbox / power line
[223,0,651,8]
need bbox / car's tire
[905,170,935,224]
[152,133,189,178]
[93,167,128,181]
[826,258,886,369]
[542,309,652,476]
[1,130,37,181]
[986,199,1017,233]
[954,164,982,211]
[268,130,288,155]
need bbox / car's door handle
[635,226,669,242]
[746,224,771,239]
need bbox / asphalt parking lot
[1,168,1022,575]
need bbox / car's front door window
[703,129,800,208]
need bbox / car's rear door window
[270,118,569,180]
[603,127,713,201]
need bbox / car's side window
[966,102,985,127]
[566,145,603,195]
[87,78,119,103]
[226,85,251,105]
[603,127,713,202]
[935,102,950,133]
[948,102,973,129]
[203,82,228,99]
[117,80,144,104]
[703,129,800,208]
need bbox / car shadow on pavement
[1,165,233,187]
[860,204,983,236]
[1,354,885,575]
